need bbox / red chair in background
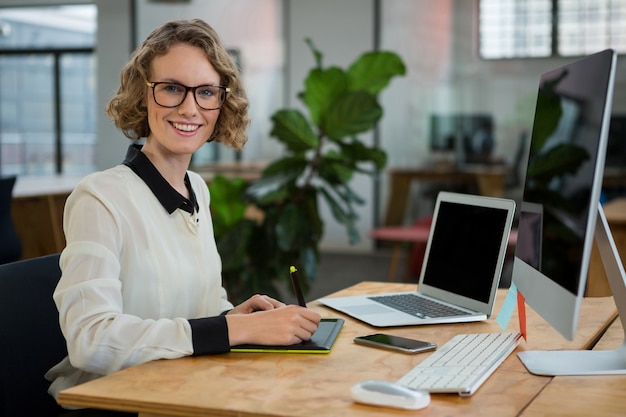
[369,216,432,282]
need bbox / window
[558,0,626,56]
[0,5,96,176]
[480,0,552,59]
[479,0,626,59]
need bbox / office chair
[0,253,66,417]
[0,176,22,264]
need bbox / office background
[2,0,626,254]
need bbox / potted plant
[210,39,406,304]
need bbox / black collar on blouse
[122,144,199,215]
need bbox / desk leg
[384,173,412,226]
[387,243,402,282]
[475,174,505,198]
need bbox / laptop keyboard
[368,293,469,318]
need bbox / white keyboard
[397,332,522,396]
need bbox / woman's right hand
[225,304,321,346]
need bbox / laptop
[319,191,516,327]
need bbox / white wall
[377,0,457,221]
[94,0,134,171]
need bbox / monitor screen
[429,114,494,163]
[512,49,616,342]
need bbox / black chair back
[0,254,66,417]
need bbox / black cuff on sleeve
[188,315,230,355]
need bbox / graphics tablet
[230,318,344,353]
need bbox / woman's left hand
[229,294,285,314]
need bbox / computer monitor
[429,114,494,164]
[512,49,626,376]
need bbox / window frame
[0,47,94,175]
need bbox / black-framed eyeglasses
[146,80,230,110]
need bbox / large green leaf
[347,51,406,94]
[208,176,248,237]
[302,67,348,126]
[246,157,307,204]
[338,140,387,170]
[275,203,303,251]
[299,245,318,284]
[297,188,324,245]
[276,189,324,250]
[331,183,365,206]
[216,219,255,270]
[318,187,361,244]
[323,91,382,140]
[245,171,297,201]
[270,109,319,151]
[318,154,355,185]
[255,187,291,206]
[262,155,308,177]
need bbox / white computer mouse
[350,379,430,410]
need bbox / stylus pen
[290,266,307,307]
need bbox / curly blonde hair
[105,19,249,150]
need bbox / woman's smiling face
[145,43,222,157]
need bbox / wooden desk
[384,165,510,226]
[521,319,626,417]
[12,176,82,259]
[193,160,267,183]
[58,282,617,417]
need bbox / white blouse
[46,163,233,399]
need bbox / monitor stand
[517,202,626,376]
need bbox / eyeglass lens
[153,83,226,110]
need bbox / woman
[46,19,320,406]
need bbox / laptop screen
[421,201,509,303]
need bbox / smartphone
[354,333,437,354]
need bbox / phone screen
[354,333,436,353]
